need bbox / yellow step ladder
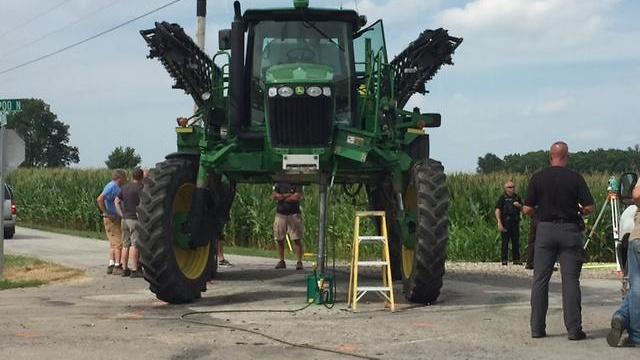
[348,211,395,312]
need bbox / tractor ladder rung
[358,261,389,267]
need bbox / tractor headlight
[322,86,331,96]
[278,86,293,97]
[306,86,322,97]
[268,87,277,97]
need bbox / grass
[19,222,106,241]
[0,254,85,290]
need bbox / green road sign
[0,99,23,112]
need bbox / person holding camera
[495,180,523,265]
[272,182,304,270]
[608,181,640,347]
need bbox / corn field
[7,168,618,262]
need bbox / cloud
[435,0,640,68]
[537,98,570,113]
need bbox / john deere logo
[295,86,305,95]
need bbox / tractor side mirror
[358,15,367,27]
[619,172,638,206]
[218,29,231,50]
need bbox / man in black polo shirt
[272,182,304,270]
[523,141,594,341]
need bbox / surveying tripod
[584,177,623,272]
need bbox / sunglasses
[506,186,514,189]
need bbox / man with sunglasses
[495,180,523,265]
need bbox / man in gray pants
[523,141,594,340]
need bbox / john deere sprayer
[138,0,461,304]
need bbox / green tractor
[138,0,461,304]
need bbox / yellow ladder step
[348,210,395,312]
[355,211,386,217]
[358,235,386,242]
[358,260,389,267]
[358,286,392,292]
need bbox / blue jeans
[615,239,640,344]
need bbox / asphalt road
[1,226,637,359]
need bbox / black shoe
[531,331,546,338]
[513,261,523,265]
[568,330,586,341]
[107,265,114,274]
[121,268,131,277]
[129,270,143,278]
[525,264,534,270]
[296,261,303,270]
[275,260,286,269]
[607,315,625,347]
[501,261,508,266]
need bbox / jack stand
[584,177,623,274]
[307,173,335,306]
[316,173,328,274]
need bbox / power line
[0,0,123,60]
[0,0,184,77]
[0,0,73,39]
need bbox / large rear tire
[136,158,218,304]
[402,159,449,304]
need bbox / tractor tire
[402,159,449,304]
[136,157,217,304]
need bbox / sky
[0,0,639,173]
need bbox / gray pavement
[1,226,637,359]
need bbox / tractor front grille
[267,96,333,148]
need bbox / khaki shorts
[121,219,139,248]
[273,213,304,241]
[104,217,122,250]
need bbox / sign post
[0,98,26,280]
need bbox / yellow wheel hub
[172,183,209,280]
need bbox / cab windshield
[249,20,353,126]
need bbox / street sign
[0,99,23,112]
[0,99,24,126]
[2,129,25,172]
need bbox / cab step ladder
[348,211,395,312]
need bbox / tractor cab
[226,1,365,150]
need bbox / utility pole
[195,0,206,50]
[194,0,206,113]
[0,99,26,280]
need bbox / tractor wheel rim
[402,246,415,279]
[172,183,209,280]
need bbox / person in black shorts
[523,141,594,341]
[495,180,523,265]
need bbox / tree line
[477,146,640,174]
